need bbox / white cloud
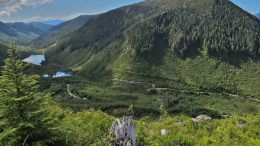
[0,0,54,16]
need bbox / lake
[22,55,45,65]
[53,71,72,78]
[22,55,71,78]
[43,72,72,78]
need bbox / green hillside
[40,0,260,117]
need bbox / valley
[1,0,259,126]
[0,0,260,145]
[0,22,53,45]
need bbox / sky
[231,0,260,14]
[0,0,259,22]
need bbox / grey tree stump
[110,116,137,146]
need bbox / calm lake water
[23,55,71,78]
[22,55,45,65]
[53,71,72,78]
[43,72,72,78]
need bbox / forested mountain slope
[45,1,160,66]
[0,22,53,45]
[47,0,260,64]
[45,0,260,98]
[30,15,96,49]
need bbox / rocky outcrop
[110,116,137,146]
[192,115,212,122]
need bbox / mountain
[45,0,260,98]
[28,22,53,31]
[7,22,53,35]
[256,12,260,18]
[41,20,64,25]
[46,0,260,65]
[30,15,96,49]
[0,21,53,45]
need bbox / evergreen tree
[0,45,62,146]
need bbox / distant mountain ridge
[0,21,53,46]
[41,20,64,25]
[30,15,96,49]
[256,12,260,18]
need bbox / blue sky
[231,0,260,14]
[0,0,259,22]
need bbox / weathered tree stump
[110,116,137,146]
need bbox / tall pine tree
[0,45,63,146]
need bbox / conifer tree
[0,45,62,146]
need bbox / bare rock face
[192,115,212,122]
[110,116,137,146]
[161,129,168,136]
[236,119,247,128]
[222,115,230,119]
[174,121,186,126]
